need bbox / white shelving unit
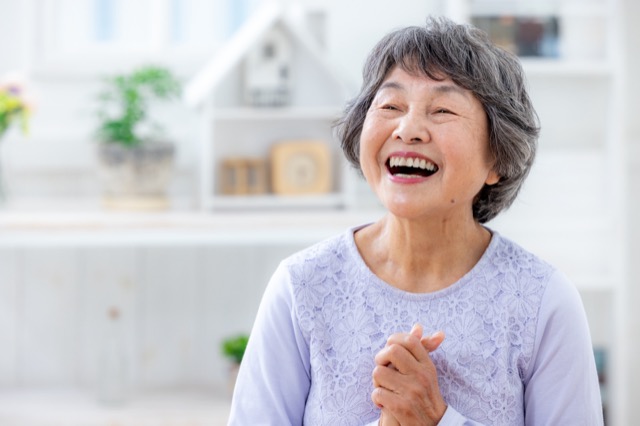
[204,107,346,210]
[185,1,352,211]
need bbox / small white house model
[185,0,354,210]
[244,25,293,107]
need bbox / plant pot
[227,362,241,396]
[97,141,175,210]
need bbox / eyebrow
[378,80,470,99]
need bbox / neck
[355,213,492,293]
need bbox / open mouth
[386,155,439,178]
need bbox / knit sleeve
[522,270,604,425]
[228,261,311,425]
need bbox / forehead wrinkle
[431,83,472,100]
[377,81,405,93]
[376,78,474,108]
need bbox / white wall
[0,0,439,202]
[622,0,640,409]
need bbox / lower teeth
[395,173,424,178]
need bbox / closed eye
[435,108,453,114]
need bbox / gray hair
[335,17,539,223]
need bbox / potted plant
[0,73,34,203]
[94,65,181,210]
[221,333,249,393]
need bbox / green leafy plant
[221,334,249,365]
[95,65,181,147]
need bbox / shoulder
[258,231,350,305]
[488,232,556,282]
[489,231,578,300]
[476,232,561,326]
[280,228,355,277]
[273,228,359,301]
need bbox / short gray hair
[335,17,539,223]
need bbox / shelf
[0,206,385,247]
[212,106,343,121]
[521,58,613,76]
[205,193,346,210]
[0,388,231,426]
[469,0,609,17]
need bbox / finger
[386,323,423,348]
[421,331,445,352]
[409,323,423,339]
[372,386,412,423]
[371,385,384,408]
[375,341,418,373]
[371,384,398,410]
[380,410,401,426]
[372,362,408,393]
[385,332,430,364]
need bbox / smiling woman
[356,67,499,222]
[228,16,603,426]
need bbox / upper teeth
[389,156,437,171]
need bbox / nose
[391,110,430,144]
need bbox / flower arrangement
[0,73,33,139]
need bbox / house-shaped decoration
[244,25,293,107]
[185,0,353,210]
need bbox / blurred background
[0,0,637,424]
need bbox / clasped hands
[371,324,447,426]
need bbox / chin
[383,200,432,221]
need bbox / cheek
[358,141,378,180]
[358,132,385,182]
[359,120,381,159]
[359,117,375,145]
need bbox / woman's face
[359,66,499,222]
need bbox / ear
[485,169,500,186]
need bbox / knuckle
[371,387,386,407]
[387,343,403,358]
[372,365,383,380]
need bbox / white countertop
[0,198,384,247]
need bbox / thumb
[421,331,445,352]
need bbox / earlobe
[485,170,500,186]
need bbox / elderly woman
[228,17,603,426]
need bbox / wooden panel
[19,248,79,385]
[75,248,139,390]
[137,247,201,388]
[199,244,303,386]
[0,249,19,385]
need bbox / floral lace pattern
[283,228,553,425]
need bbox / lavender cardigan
[229,226,603,425]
